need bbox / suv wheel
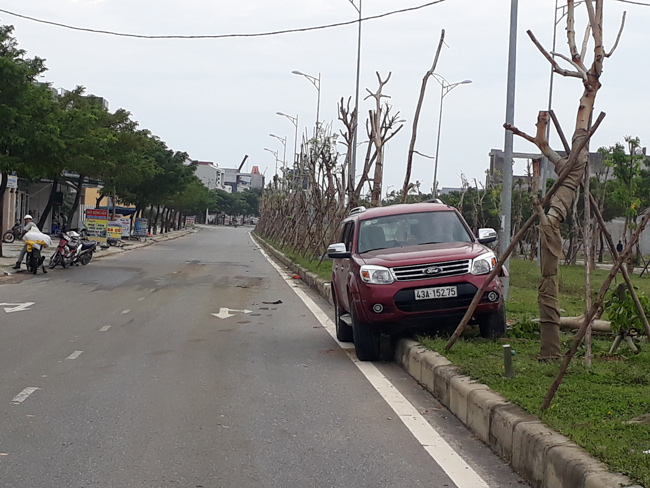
[333,290,353,342]
[351,302,380,361]
[478,301,506,339]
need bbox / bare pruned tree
[401,30,445,203]
[364,72,404,207]
[338,96,355,206]
[507,0,626,359]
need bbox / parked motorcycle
[2,221,21,243]
[71,238,97,266]
[49,231,78,269]
[49,231,98,269]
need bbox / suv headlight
[471,252,497,275]
[360,265,395,284]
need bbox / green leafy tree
[0,24,59,254]
[239,189,261,217]
[600,137,649,248]
[171,178,213,217]
[54,88,122,226]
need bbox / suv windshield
[357,210,472,253]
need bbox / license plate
[414,286,457,300]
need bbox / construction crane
[238,155,249,172]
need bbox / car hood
[358,242,491,266]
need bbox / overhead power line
[0,1,449,40]
[615,0,650,6]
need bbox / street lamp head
[291,70,304,76]
[460,79,473,84]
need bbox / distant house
[193,161,224,191]
[487,149,607,188]
[192,160,264,193]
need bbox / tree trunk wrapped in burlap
[539,131,589,358]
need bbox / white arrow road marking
[211,308,253,319]
[12,387,40,404]
[66,350,83,360]
[1,302,36,313]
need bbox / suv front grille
[391,259,470,281]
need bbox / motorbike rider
[12,215,40,269]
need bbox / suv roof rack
[349,206,367,215]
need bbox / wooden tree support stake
[549,104,650,340]
[444,112,606,351]
[541,204,650,410]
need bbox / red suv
[327,202,505,361]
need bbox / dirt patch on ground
[0,271,31,285]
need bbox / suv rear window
[357,210,472,253]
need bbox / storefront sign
[107,221,123,239]
[118,217,131,237]
[85,209,108,243]
[134,218,148,237]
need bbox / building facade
[192,160,264,193]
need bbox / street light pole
[276,112,298,169]
[431,74,472,199]
[348,0,362,202]
[292,70,321,134]
[264,147,280,189]
[269,134,287,175]
[500,0,518,300]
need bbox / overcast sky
[2,0,648,195]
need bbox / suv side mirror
[477,228,498,244]
[327,243,351,259]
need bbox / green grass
[507,258,650,322]
[419,335,650,486]
[257,235,332,281]
[421,258,650,486]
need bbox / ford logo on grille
[424,267,442,275]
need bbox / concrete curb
[251,232,643,488]
[251,232,333,305]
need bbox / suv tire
[351,302,380,361]
[333,290,353,342]
[478,301,506,339]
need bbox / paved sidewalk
[0,228,197,274]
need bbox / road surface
[0,226,528,487]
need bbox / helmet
[24,214,33,220]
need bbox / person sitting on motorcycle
[12,215,40,269]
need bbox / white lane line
[250,233,490,488]
[66,350,83,360]
[100,325,112,332]
[1,302,36,313]
[12,387,40,404]
[121,309,130,314]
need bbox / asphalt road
[0,226,528,488]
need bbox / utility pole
[349,0,362,202]
[500,0,518,299]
